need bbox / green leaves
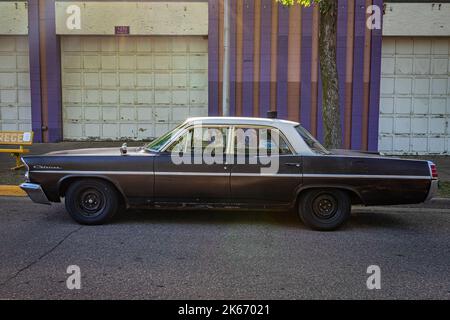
[276,0,316,7]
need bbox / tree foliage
[276,0,315,7]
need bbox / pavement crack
[0,226,83,287]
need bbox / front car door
[153,125,231,205]
[229,125,303,207]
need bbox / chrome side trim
[425,180,439,202]
[156,172,229,177]
[20,183,51,205]
[31,170,431,180]
[231,173,302,177]
[303,174,431,180]
[33,170,152,175]
[32,170,229,177]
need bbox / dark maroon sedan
[20,117,438,230]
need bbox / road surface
[0,197,449,299]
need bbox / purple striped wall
[208,0,383,151]
[317,65,323,141]
[27,0,62,142]
[242,0,254,116]
[43,0,62,142]
[275,5,289,119]
[28,0,43,142]
[337,1,348,139]
[300,7,312,132]
[208,0,220,116]
[259,0,272,117]
[368,0,382,151]
[351,0,366,150]
[229,0,237,116]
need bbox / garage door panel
[379,37,450,155]
[0,36,31,131]
[136,73,153,87]
[137,91,153,104]
[62,36,207,140]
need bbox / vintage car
[20,117,438,230]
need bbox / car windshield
[145,123,185,152]
[295,125,330,155]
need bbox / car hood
[45,147,147,156]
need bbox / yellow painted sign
[0,131,34,145]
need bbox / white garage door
[379,37,450,155]
[0,36,31,131]
[61,36,208,140]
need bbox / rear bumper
[20,183,51,205]
[425,180,439,202]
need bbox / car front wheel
[65,179,118,225]
[298,189,351,231]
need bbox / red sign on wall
[115,26,130,35]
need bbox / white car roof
[182,116,315,155]
[184,117,301,130]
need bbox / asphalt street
[0,197,449,299]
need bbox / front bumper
[425,180,439,202]
[20,183,51,205]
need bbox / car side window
[233,127,292,156]
[166,126,228,155]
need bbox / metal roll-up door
[61,36,208,140]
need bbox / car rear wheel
[65,179,118,225]
[298,189,351,231]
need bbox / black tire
[65,179,119,225]
[298,189,351,231]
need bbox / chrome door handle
[285,162,301,168]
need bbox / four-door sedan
[20,117,438,230]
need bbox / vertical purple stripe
[259,0,272,117]
[44,0,62,142]
[208,0,219,116]
[229,0,237,116]
[337,0,348,138]
[317,63,323,142]
[351,0,366,150]
[368,0,383,151]
[276,4,289,119]
[300,6,312,130]
[242,0,254,117]
[28,0,42,142]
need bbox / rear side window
[233,127,292,156]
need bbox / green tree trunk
[318,0,342,149]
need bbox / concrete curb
[0,185,26,197]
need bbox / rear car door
[230,126,302,206]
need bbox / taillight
[428,162,438,180]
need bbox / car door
[230,125,302,206]
[153,125,231,204]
